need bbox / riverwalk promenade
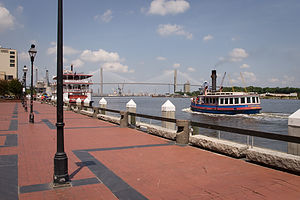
[1,101,300,200]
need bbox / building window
[7,75,13,80]
[10,60,15,63]
[10,55,15,58]
[10,64,15,67]
[10,51,15,54]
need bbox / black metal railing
[66,103,300,145]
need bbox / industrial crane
[219,72,226,92]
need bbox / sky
[1,0,300,94]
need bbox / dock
[1,101,300,199]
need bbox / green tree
[0,80,9,96]
[8,79,23,99]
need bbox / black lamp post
[23,65,28,112]
[53,0,69,186]
[28,44,37,123]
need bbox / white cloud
[240,64,250,69]
[203,34,213,41]
[80,49,120,63]
[71,59,84,68]
[157,24,193,39]
[0,4,15,32]
[16,6,23,14]
[173,63,180,68]
[95,9,113,23]
[241,71,256,83]
[47,43,80,55]
[148,0,190,16]
[19,52,28,62]
[268,78,279,83]
[187,67,195,72]
[229,48,248,62]
[102,62,133,73]
[156,56,167,61]
[282,75,295,85]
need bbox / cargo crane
[219,72,226,92]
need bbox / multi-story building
[0,47,18,80]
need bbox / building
[0,47,18,80]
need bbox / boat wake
[182,108,289,121]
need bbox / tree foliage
[0,80,9,96]
[0,79,23,99]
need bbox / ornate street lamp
[28,44,37,123]
[53,0,69,186]
[23,65,28,112]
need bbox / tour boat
[190,70,262,115]
[52,65,93,103]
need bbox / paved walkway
[0,101,300,200]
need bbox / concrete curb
[245,147,300,173]
[189,135,248,158]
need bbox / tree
[8,79,23,99]
[0,80,9,96]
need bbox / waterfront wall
[47,99,300,173]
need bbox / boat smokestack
[211,70,217,92]
[71,64,73,72]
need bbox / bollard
[126,99,136,126]
[161,100,176,130]
[83,98,91,111]
[93,107,99,118]
[176,120,190,144]
[76,98,82,113]
[120,111,128,128]
[99,98,107,115]
[288,109,300,155]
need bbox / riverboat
[190,70,262,115]
[52,65,93,103]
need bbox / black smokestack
[71,64,73,72]
[211,70,217,92]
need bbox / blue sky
[1,0,300,93]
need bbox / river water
[92,96,300,153]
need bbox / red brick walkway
[0,101,300,200]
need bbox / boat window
[252,97,256,104]
[225,98,229,104]
[220,98,224,104]
[234,98,239,104]
[229,98,233,104]
[209,98,212,104]
[256,97,259,103]
[213,98,216,104]
[247,97,251,103]
[241,97,245,104]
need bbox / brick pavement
[0,101,300,200]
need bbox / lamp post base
[29,113,34,123]
[53,152,69,185]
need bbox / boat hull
[190,103,261,115]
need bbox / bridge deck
[1,101,300,200]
